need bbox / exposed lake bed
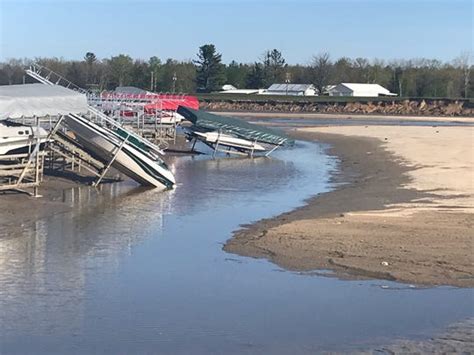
[0,117,473,353]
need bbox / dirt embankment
[201,98,473,116]
[224,126,474,287]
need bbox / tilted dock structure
[24,67,176,189]
[27,64,198,149]
[0,83,90,195]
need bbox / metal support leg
[47,115,65,140]
[17,120,40,185]
[265,143,283,157]
[191,137,197,152]
[93,136,128,187]
[213,131,221,158]
[34,117,41,197]
[250,139,258,158]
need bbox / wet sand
[0,171,123,237]
[0,177,77,236]
[225,126,474,287]
[357,318,474,354]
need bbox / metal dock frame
[0,117,45,196]
[26,65,168,187]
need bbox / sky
[0,0,472,64]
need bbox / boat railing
[27,63,89,95]
[86,106,164,156]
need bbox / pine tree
[246,63,265,89]
[262,49,286,86]
[194,44,225,92]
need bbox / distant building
[328,83,397,97]
[263,84,316,96]
[221,84,238,91]
[322,85,337,95]
[219,89,263,94]
[115,86,151,95]
[218,84,264,94]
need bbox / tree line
[0,45,471,98]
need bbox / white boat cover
[0,83,88,119]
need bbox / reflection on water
[0,141,472,354]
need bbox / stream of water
[0,141,472,354]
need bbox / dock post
[93,134,129,187]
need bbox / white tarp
[0,83,89,119]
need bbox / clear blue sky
[0,0,472,64]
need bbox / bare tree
[353,57,370,82]
[311,52,332,94]
[453,51,472,98]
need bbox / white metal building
[263,84,316,96]
[328,83,396,97]
[219,89,263,94]
[221,84,238,91]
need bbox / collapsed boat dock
[0,64,292,196]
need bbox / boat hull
[0,122,48,156]
[64,115,175,189]
[192,131,266,152]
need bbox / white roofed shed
[0,84,89,119]
[329,83,396,97]
[264,84,316,96]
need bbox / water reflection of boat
[0,183,172,338]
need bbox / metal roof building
[221,84,238,91]
[328,83,397,97]
[263,84,316,96]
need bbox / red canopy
[98,92,199,114]
[144,95,199,113]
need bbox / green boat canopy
[177,106,294,146]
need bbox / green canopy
[177,106,293,146]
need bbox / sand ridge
[225,125,474,287]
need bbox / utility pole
[285,72,291,96]
[172,72,177,93]
[150,71,154,91]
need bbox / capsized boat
[0,120,48,156]
[21,68,176,189]
[64,113,175,189]
[177,106,293,155]
[188,130,266,152]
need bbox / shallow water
[0,141,472,354]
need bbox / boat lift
[0,117,45,196]
[178,106,294,158]
[27,63,194,149]
[88,90,196,148]
[46,127,108,181]
[26,66,173,188]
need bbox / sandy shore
[225,125,474,287]
[214,111,474,123]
